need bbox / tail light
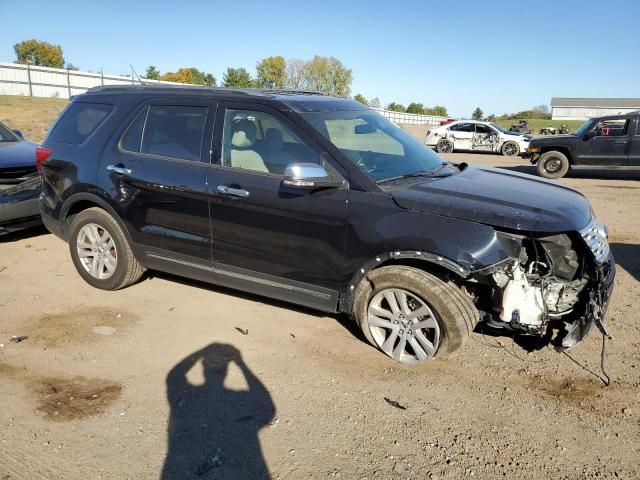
[36,146,52,174]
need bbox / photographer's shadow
[161,343,275,480]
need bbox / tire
[436,138,454,154]
[352,266,479,364]
[67,207,145,290]
[536,151,570,179]
[501,141,520,157]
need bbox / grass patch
[0,95,68,143]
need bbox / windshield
[490,123,508,133]
[301,110,447,182]
[0,122,18,142]
[575,119,596,137]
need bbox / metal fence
[371,107,446,126]
[0,62,447,126]
[0,62,185,99]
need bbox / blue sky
[1,0,639,117]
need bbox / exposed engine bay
[467,224,613,350]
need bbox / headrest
[230,119,256,148]
[264,128,284,149]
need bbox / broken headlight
[579,219,610,264]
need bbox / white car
[425,120,532,157]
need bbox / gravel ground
[1,153,639,479]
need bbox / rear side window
[140,106,208,161]
[49,102,113,144]
[120,108,147,152]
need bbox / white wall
[0,62,186,99]
[552,106,640,120]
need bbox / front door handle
[613,140,627,144]
[217,185,250,198]
[107,164,132,175]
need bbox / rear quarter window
[49,102,113,144]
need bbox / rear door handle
[217,185,250,198]
[107,164,132,175]
[613,140,627,144]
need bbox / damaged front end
[468,219,615,350]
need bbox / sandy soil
[1,152,639,479]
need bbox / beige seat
[229,120,268,172]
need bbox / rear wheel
[536,151,570,179]
[436,138,454,154]
[352,266,479,364]
[501,141,520,157]
[68,207,145,290]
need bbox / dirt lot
[1,140,640,477]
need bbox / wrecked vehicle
[39,85,615,364]
[0,121,41,235]
[425,120,531,156]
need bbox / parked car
[425,120,531,156]
[39,85,614,364]
[439,118,455,126]
[0,121,41,235]
[527,113,640,178]
[509,119,531,134]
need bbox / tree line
[470,105,551,122]
[144,55,353,97]
[12,39,452,116]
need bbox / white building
[551,98,640,121]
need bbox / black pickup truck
[526,112,640,178]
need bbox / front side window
[221,109,320,175]
[49,102,113,144]
[593,119,629,137]
[301,110,446,182]
[139,106,208,161]
[475,124,494,134]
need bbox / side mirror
[12,129,24,140]
[283,163,342,189]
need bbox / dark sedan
[0,121,42,235]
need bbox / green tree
[301,55,352,96]
[424,105,448,117]
[222,67,254,88]
[370,97,381,108]
[386,102,406,112]
[14,39,64,68]
[406,102,425,114]
[353,94,368,105]
[486,113,497,122]
[255,56,287,89]
[145,65,160,80]
[160,67,216,86]
[66,63,79,71]
[472,107,484,120]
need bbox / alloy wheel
[76,223,118,280]
[367,288,441,364]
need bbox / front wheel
[436,138,454,154]
[352,266,479,364]
[67,207,145,290]
[536,151,570,179]
[501,141,520,157]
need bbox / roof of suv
[83,84,367,113]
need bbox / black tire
[352,266,479,361]
[436,138,454,154]
[536,151,570,179]
[501,141,520,157]
[67,207,145,290]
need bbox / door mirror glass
[283,162,342,189]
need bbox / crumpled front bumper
[559,252,615,349]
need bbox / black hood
[389,166,592,233]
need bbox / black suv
[528,112,640,178]
[39,85,615,364]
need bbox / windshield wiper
[377,162,452,184]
